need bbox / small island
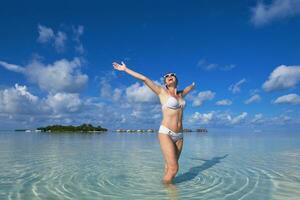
[36,123,108,133]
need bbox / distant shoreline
[15,124,108,133]
[13,127,208,133]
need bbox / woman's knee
[167,164,179,175]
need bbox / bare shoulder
[158,87,169,101]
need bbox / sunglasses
[164,73,176,78]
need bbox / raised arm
[112,61,162,95]
[182,82,196,97]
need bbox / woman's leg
[165,139,182,174]
[158,133,178,183]
[175,139,183,161]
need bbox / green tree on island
[37,124,107,132]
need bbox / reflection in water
[163,182,179,200]
[174,154,228,184]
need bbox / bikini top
[162,95,186,110]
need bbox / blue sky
[1,0,300,132]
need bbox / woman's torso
[158,89,186,133]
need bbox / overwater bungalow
[196,128,208,133]
[183,128,193,132]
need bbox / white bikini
[159,94,186,142]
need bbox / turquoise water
[0,131,300,200]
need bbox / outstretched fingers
[112,61,126,71]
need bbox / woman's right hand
[112,61,127,71]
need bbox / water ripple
[1,132,300,199]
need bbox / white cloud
[126,82,159,103]
[27,58,88,93]
[0,58,88,93]
[245,94,261,104]
[251,0,300,27]
[189,112,214,124]
[262,65,300,91]
[73,25,85,54]
[0,84,39,114]
[251,113,264,124]
[37,24,67,52]
[37,24,85,54]
[229,78,246,94]
[99,70,123,101]
[231,112,248,125]
[216,99,232,106]
[250,89,260,96]
[270,114,293,125]
[0,61,26,73]
[273,93,300,105]
[191,90,215,106]
[37,24,54,43]
[188,111,248,126]
[98,73,162,126]
[45,93,82,113]
[197,59,218,70]
[0,84,83,116]
[0,81,163,130]
[73,25,84,42]
[221,64,236,71]
[100,78,112,98]
[197,59,235,71]
[54,31,67,52]
[112,88,122,101]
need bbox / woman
[112,61,195,183]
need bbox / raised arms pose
[113,61,195,184]
[113,61,162,95]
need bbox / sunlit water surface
[0,131,299,200]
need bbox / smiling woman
[112,61,195,184]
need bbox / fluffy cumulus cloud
[190,90,215,106]
[216,99,232,106]
[1,82,298,130]
[0,84,39,114]
[45,93,82,113]
[244,94,261,104]
[0,58,88,93]
[273,93,300,105]
[0,84,84,116]
[189,112,214,124]
[0,23,165,130]
[126,82,160,103]
[187,110,300,129]
[263,65,300,91]
[97,73,163,128]
[0,83,129,129]
[251,0,300,27]
[228,78,246,94]
[188,111,248,126]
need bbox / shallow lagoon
[0,131,299,199]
